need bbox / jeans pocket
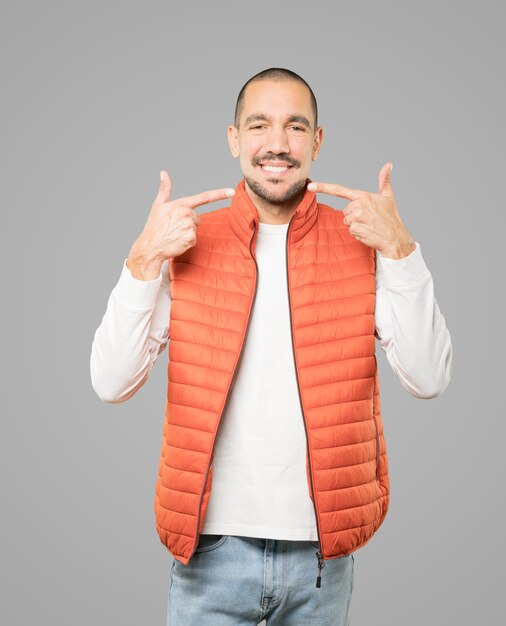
[194,534,228,553]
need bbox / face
[228,80,323,207]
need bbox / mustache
[254,155,300,167]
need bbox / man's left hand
[307,162,416,259]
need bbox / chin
[245,175,307,205]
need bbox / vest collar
[227,177,318,247]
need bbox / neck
[243,181,306,224]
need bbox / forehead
[241,80,313,118]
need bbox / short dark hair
[234,67,318,131]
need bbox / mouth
[258,163,294,177]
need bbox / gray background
[2,1,504,624]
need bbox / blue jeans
[167,534,355,625]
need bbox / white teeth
[261,165,289,172]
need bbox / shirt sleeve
[374,242,453,399]
[90,258,172,403]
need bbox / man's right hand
[126,170,235,280]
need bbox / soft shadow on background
[2,1,504,624]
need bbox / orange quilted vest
[154,177,390,587]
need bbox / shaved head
[234,67,318,131]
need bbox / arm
[90,258,172,403]
[89,170,237,404]
[374,242,453,399]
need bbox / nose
[264,126,290,155]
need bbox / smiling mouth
[259,164,293,175]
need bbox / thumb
[378,162,393,195]
[155,169,172,205]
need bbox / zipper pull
[315,551,325,588]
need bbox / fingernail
[307,183,316,191]
[226,188,235,197]
[160,170,164,181]
[390,163,393,174]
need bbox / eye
[291,126,305,132]
[250,125,265,129]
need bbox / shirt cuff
[113,258,163,309]
[377,242,430,289]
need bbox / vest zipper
[189,222,259,562]
[285,215,325,589]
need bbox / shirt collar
[227,177,318,247]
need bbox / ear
[228,124,240,158]
[312,126,323,161]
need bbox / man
[91,67,452,625]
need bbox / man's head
[228,68,323,209]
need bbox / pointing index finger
[307,181,363,201]
[179,188,235,209]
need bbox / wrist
[379,238,416,260]
[126,242,163,281]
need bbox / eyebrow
[244,113,312,129]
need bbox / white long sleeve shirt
[90,226,452,542]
